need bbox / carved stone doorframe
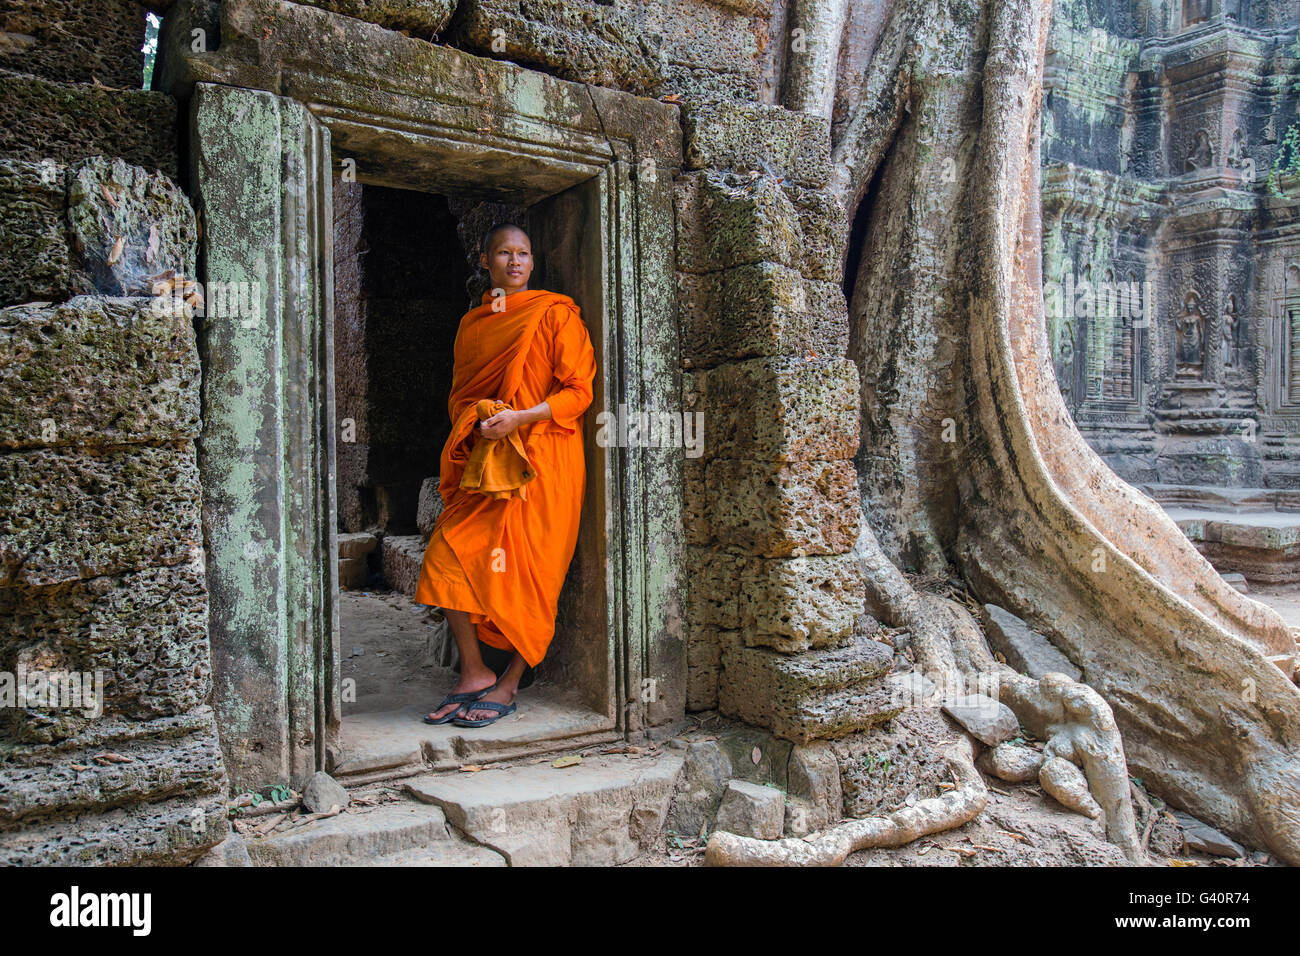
[168,0,684,792]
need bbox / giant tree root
[704,736,985,866]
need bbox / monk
[414,222,597,727]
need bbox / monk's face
[480,228,533,295]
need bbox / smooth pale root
[704,736,985,866]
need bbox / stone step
[401,749,685,866]
[329,692,619,785]
[244,800,501,867]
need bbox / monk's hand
[478,409,519,440]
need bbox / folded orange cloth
[457,398,536,500]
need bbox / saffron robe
[414,289,597,667]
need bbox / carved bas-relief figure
[1185,129,1214,172]
[1175,291,1206,379]
[1221,294,1238,372]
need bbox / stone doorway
[169,0,685,793]
[327,177,621,784]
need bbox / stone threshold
[327,686,620,786]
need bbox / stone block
[682,101,832,188]
[66,156,197,297]
[666,739,732,838]
[698,458,860,557]
[0,712,226,824]
[785,740,843,835]
[0,74,178,181]
[338,557,368,590]
[684,357,859,463]
[0,786,229,866]
[719,635,900,743]
[0,562,210,740]
[685,626,727,712]
[942,694,1020,746]
[677,262,848,369]
[980,604,1082,681]
[0,159,72,307]
[0,0,146,89]
[674,170,845,281]
[338,532,378,560]
[0,296,201,450]
[381,534,425,596]
[684,547,742,630]
[714,779,784,840]
[447,0,662,94]
[295,0,455,34]
[416,477,444,537]
[402,751,684,866]
[829,708,957,818]
[736,553,865,652]
[0,444,202,588]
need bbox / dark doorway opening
[326,178,617,783]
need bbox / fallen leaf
[107,235,126,267]
[92,751,132,764]
[459,765,484,773]
[100,184,120,208]
[69,764,91,772]
[751,746,761,765]
[552,754,581,769]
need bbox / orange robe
[414,289,597,667]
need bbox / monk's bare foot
[426,667,498,722]
[460,680,518,722]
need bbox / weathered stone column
[677,102,894,743]
[190,83,340,792]
[0,157,230,864]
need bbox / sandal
[450,699,517,728]
[423,687,493,725]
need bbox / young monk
[414,223,597,727]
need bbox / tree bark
[834,0,1300,863]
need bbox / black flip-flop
[450,699,517,728]
[423,687,492,724]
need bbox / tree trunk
[834,0,1300,863]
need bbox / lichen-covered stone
[682,101,831,188]
[0,74,178,180]
[0,0,146,89]
[0,444,202,587]
[446,0,769,99]
[718,634,899,742]
[296,0,456,34]
[736,554,865,652]
[66,157,197,297]
[0,297,200,450]
[0,159,72,307]
[694,459,860,557]
[677,262,848,369]
[674,171,845,281]
[0,562,209,741]
[684,357,859,462]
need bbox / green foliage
[1267,34,1300,198]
